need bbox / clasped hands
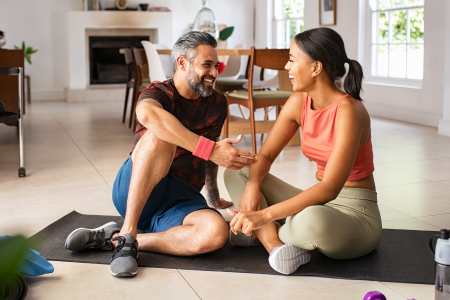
[227,184,270,236]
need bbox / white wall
[0,0,255,101]
[294,0,447,128]
[0,0,80,101]
[438,0,450,136]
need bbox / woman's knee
[224,167,249,185]
[280,205,348,247]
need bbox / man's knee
[132,131,176,161]
[191,213,228,254]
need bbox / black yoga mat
[29,211,437,284]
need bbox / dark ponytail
[344,59,364,100]
[294,28,364,100]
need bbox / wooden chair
[223,47,296,153]
[129,47,150,129]
[122,48,135,124]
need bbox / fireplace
[89,36,149,84]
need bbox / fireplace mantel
[66,11,173,101]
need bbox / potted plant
[14,41,38,65]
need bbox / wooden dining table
[119,48,251,56]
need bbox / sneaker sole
[65,221,118,250]
[269,244,311,275]
[111,270,137,277]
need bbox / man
[64,32,258,277]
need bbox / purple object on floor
[364,291,387,300]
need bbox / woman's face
[285,41,316,92]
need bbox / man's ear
[177,56,188,72]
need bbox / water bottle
[430,229,450,300]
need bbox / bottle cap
[435,230,450,265]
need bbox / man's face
[185,45,219,97]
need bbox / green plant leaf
[25,56,32,65]
[0,236,29,290]
[22,41,25,50]
[14,45,20,50]
[219,26,234,41]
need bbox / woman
[224,27,381,275]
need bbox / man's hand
[228,209,269,236]
[238,184,261,212]
[207,198,233,209]
[209,135,258,170]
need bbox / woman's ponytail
[344,59,364,100]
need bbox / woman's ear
[314,61,324,75]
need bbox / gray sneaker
[110,233,138,277]
[65,221,120,252]
[268,244,311,275]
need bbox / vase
[192,0,219,40]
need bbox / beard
[186,66,215,98]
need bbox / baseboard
[438,119,450,137]
[363,102,442,128]
[31,90,65,101]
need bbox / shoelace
[87,229,108,248]
[111,236,137,262]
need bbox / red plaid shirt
[132,79,227,191]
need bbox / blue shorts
[112,157,218,233]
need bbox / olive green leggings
[224,167,382,259]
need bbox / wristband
[192,136,215,161]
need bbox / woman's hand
[238,183,262,212]
[227,209,270,236]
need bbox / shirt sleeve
[137,84,171,111]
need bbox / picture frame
[319,0,337,26]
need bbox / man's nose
[210,67,218,78]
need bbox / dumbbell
[364,291,416,300]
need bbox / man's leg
[136,209,228,256]
[120,131,176,238]
[107,131,177,277]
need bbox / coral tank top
[301,94,374,181]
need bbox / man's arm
[136,98,258,170]
[204,160,233,209]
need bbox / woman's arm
[237,92,306,212]
[230,98,368,235]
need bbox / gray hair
[171,31,217,72]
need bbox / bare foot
[208,198,233,209]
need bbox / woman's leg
[224,167,303,253]
[279,192,382,259]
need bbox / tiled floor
[1,100,447,299]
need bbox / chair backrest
[218,43,246,80]
[248,47,290,92]
[132,47,149,85]
[141,41,168,83]
[152,44,174,79]
[123,48,134,65]
[251,47,290,70]
[123,48,135,81]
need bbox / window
[274,0,305,49]
[368,0,424,82]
